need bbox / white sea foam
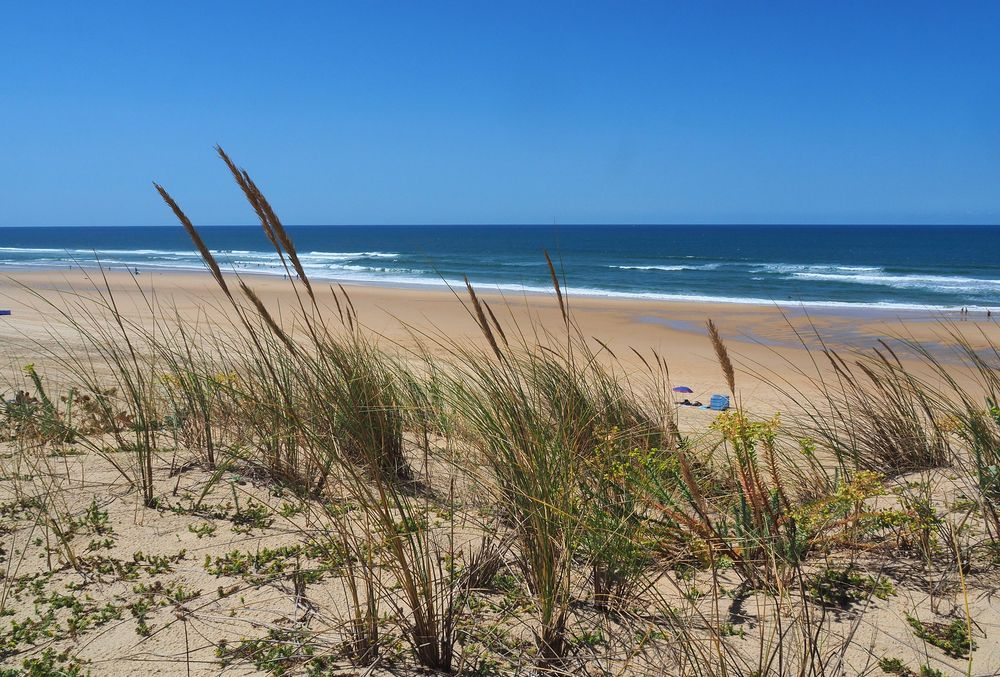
[788,271,1000,293]
[612,263,720,271]
[744,262,1000,293]
[754,263,884,275]
[304,251,399,259]
[1,246,201,257]
[0,247,64,253]
[0,246,400,262]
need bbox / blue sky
[1,2,998,226]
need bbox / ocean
[1,225,999,312]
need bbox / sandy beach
[3,266,998,414]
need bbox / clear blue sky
[1,1,998,226]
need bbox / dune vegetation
[1,151,998,676]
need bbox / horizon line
[3,222,1000,229]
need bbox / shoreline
[2,265,997,349]
[0,261,990,319]
[3,267,999,414]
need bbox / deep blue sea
[2,225,999,311]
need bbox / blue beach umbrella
[672,386,694,394]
